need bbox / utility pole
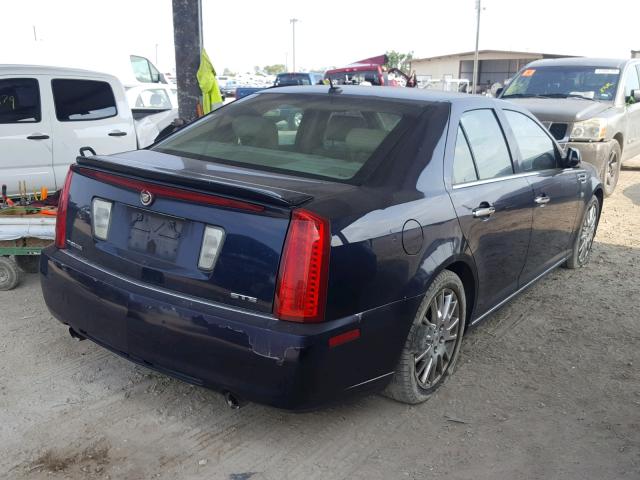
[172,0,203,121]
[290,18,298,72]
[472,0,481,94]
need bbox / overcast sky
[1,0,638,74]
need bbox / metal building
[411,49,574,93]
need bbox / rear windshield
[326,70,382,86]
[153,93,424,182]
[274,74,313,86]
[503,65,621,101]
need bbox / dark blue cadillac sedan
[41,86,603,410]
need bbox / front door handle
[534,195,551,205]
[108,130,127,137]
[27,133,49,140]
[472,204,496,218]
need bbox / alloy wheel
[414,288,461,389]
[578,202,598,264]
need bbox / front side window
[622,65,640,101]
[154,93,425,182]
[131,55,152,83]
[504,110,557,171]
[51,79,117,121]
[502,65,620,101]
[0,78,40,123]
[460,109,513,180]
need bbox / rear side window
[0,78,40,123]
[504,110,557,171]
[52,79,117,121]
[135,88,172,109]
[460,109,513,179]
[452,127,478,184]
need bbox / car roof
[525,57,631,69]
[258,85,501,106]
[0,64,120,82]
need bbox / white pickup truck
[0,65,178,197]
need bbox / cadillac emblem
[140,190,154,206]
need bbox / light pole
[472,0,481,94]
[290,18,298,72]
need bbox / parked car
[41,86,603,410]
[0,65,137,197]
[500,57,640,195]
[274,72,324,86]
[235,72,325,100]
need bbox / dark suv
[500,57,640,195]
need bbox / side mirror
[633,89,640,103]
[565,147,581,167]
[495,87,504,97]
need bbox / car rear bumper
[561,140,613,179]
[40,248,418,410]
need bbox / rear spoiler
[75,155,313,208]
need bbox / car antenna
[328,77,342,94]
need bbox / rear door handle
[108,130,127,137]
[534,195,550,205]
[472,205,496,218]
[27,133,49,140]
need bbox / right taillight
[55,169,74,249]
[274,209,330,323]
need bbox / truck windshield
[503,65,620,101]
[153,93,427,182]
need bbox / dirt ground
[1,170,639,480]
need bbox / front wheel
[603,141,621,197]
[565,195,600,269]
[383,270,466,404]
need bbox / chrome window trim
[59,249,274,320]
[452,168,583,189]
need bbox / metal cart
[0,208,56,290]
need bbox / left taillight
[274,209,330,323]
[55,169,74,249]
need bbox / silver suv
[500,57,640,195]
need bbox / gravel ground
[1,170,639,480]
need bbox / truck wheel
[15,255,40,274]
[0,257,22,291]
[383,270,466,404]
[603,141,621,197]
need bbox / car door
[447,109,534,316]
[502,109,580,283]
[49,76,136,190]
[0,76,54,196]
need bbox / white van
[0,65,137,197]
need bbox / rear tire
[603,141,621,197]
[0,257,21,291]
[383,270,466,404]
[565,195,600,269]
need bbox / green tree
[384,51,414,74]
[263,64,287,75]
